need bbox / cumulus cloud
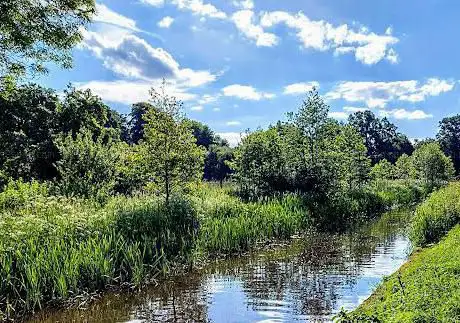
[158,16,174,28]
[82,28,216,87]
[326,79,455,108]
[226,121,242,126]
[233,0,254,10]
[94,3,140,32]
[232,10,278,47]
[329,111,349,120]
[379,109,433,120]
[284,81,320,95]
[76,80,197,105]
[222,84,275,100]
[259,11,398,65]
[170,0,227,19]
[190,105,204,111]
[140,0,165,6]
[217,132,245,147]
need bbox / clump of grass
[370,179,425,209]
[337,224,460,322]
[410,181,460,246]
[0,188,197,320]
[191,184,308,255]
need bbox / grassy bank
[338,181,460,322]
[0,180,425,320]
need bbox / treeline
[0,79,233,199]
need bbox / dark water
[30,210,412,323]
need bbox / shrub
[0,179,48,211]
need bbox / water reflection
[30,210,411,323]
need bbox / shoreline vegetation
[337,181,460,322]
[1,81,457,321]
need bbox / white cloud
[329,111,348,120]
[222,84,275,100]
[76,80,197,105]
[232,10,278,47]
[217,132,245,147]
[379,109,433,120]
[233,0,254,9]
[259,11,399,65]
[198,94,220,105]
[191,105,204,111]
[140,0,164,6]
[284,81,320,95]
[158,16,174,28]
[326,79,455,108]
[94,3,140,32]
[171,0,227,19]
[213,107,221,112]
[343,106,369,113]
[82,29,216,87]
[226,121,242,126]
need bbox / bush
[0,179,48,211]
[410,181,460,246]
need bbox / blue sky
[38,0,460,145]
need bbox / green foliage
[55,129,121,201]
[58,86,125,141]
[0,179,48,211]
[143,86,205,204]
[0,190,197,320]
[348,110,414,164]
[343,225,460,322]
[0,0,95,76]
[437,114,460,174]
[204,144,234,185]
[191,185,307,255]
[370,159,396,181]
[395,154,417,179]
[412,142,454,189]
[0,83,60,180]
[410,181,460,246]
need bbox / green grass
[337,225,460,322]
[0,180,426,320]
[410,181,460,246]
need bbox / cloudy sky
[39,0,460,145]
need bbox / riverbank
[0,179,424,320]
[338,181,460,322]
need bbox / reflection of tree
[29,210,409,323]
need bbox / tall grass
[0,181,196,320]
[410,181,460,246]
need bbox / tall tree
[188,120,215,149]
[412,142,455,188]
[0,0,95,76]
[128,102,154,144]
[348,111,413,164]
[0,83,60,181]
[143,85,204,205]
[437,115,460,174]
[57,86,125,141]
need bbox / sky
[37,0,460,146]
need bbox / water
[30,210,412,323]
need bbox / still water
[30,210,412,323]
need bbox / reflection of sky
[203,234,410,322]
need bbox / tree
[412,142,455,188]
[57,86,125,141]
[334,125,371,190]
[232,128,286,198]
[395,154,416,180]
[204,144,234,186]
[55,129,121,200]
[370,159,396,181]
[128,102,154,144]
[188,120,215,149]
[0,83,60,181]
[437,115,460,175]
[0,0,95,76]
[348,111,413,164]
[143,86,205,205]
